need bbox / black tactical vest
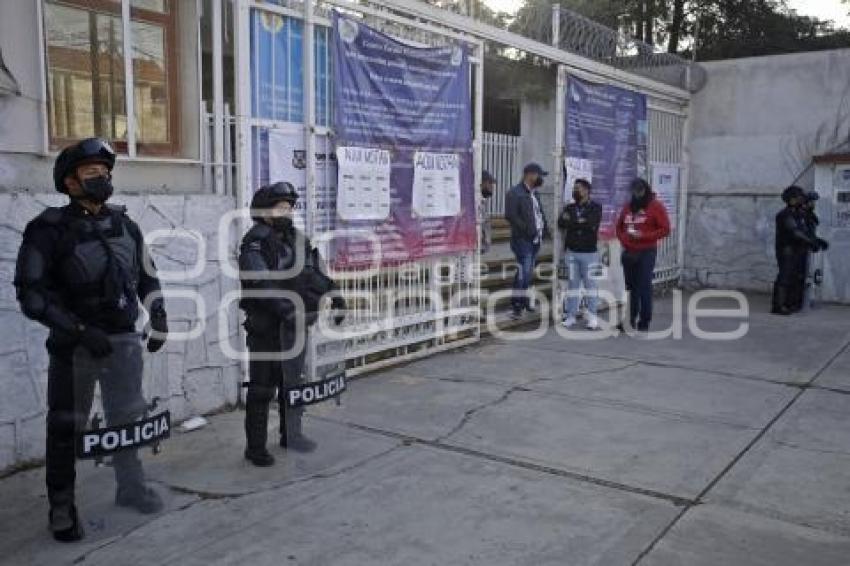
[45,205,141,331]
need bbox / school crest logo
[260,13,284,34]
[339,19,359,44]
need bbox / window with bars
[44,0,188,157]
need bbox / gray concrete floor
[2,293,850,565]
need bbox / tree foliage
[506,0,849,61]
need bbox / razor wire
[537,5,705,92]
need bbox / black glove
[78,325,113,358]
[817,238,830,252]
[331,295,347,326]
[146,307,168,353]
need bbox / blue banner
[333,13,471,150]
[332,13,475,267]
[565,76,648,237]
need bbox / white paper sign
[412,152,461,218]
[564,157,594,202]
[336,146,392,221]
[267,130,337,232]
[651,163,680,221]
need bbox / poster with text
[331,12,475,268]
[412,152,461,218]
[336,146,392,221]
[565,76,648,238]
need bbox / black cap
[481,170,496,184]
[523,162,548,177]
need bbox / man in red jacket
[615,178,671,332]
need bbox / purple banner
[565,76,648,238]
[331,13,476,268]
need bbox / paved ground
[2,293,850,565]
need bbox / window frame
[43,0,181,158]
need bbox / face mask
[533,177,544,188]
[270,216,293,233]
[482,188,493,198]
[79,175,113,203]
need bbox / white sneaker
[585,315,600,330]
[562,315,577,328]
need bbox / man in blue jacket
[505,163,550,319]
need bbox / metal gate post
[552,65,567,323]
[473,42,484,338]
[304,0,319,379]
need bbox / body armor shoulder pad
[34,207,66,226]
[105,203,128,216]
[242,222,274,244]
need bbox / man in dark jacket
[15,138,168,542]
[504,163,550,318]
[239,182,345,466]
[772,186,828,315]
[558,179,602,329]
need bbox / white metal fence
[482,132,521,217]
[648,104,687,284]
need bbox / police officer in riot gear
[772,186,827,315]
[788,191,829,310]
[239,182,344,466]
[14,138,168,542]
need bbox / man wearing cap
[479,170,496,254]
[505,163,550,319]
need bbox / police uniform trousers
[245,324,307,450]
[46,334,147,510]
[773,246,806,311]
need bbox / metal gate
[233,0,485,378]
[227,0,689,377]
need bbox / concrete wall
[684,49,850,293]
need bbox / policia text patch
[77,411,171,459]
[286,372,346,408]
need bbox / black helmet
[250,181,298,222]
[781,185,805,204]
[53,138,116,193]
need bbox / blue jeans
[563,251,599,318]
[510,238,540,312]
[621,248,657,330]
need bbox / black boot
[49,504,85,543]
[245,403,275,466]
[280,410,317,453]
[116,485,164,514]
[771,284,792,315]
